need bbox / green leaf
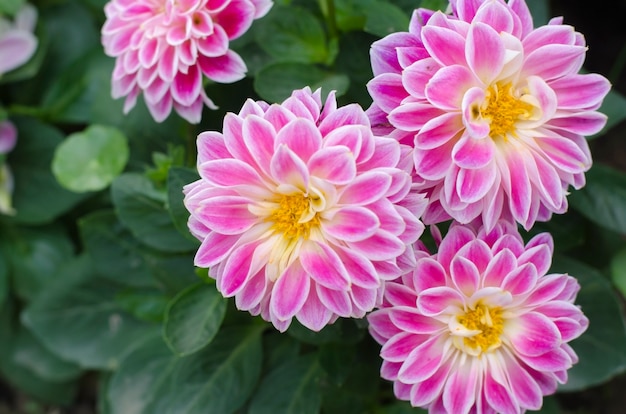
[0,252,8,310]
[255,62,349,103]
[593,89,626,137]
[610,247,626,298]
[116,289,170,324]
[249,354,323,414]
[262,331,301,373]
[0,0,24,16]
[7,117,87,224]
[79,210,156,288]
[0,303,78,405]
[287,317,365,345]
[146,325,265,414]
[364,1,410,38]
[163,282,227,356]
[255,5,328,64]
[167,167,200,243]
[142,250,198,294]
[22,255,155,370]
[569,164,626,234]
[111,173,198,253]
[4,225,74,302]
[551,256,626,391]
[52,125,129,193]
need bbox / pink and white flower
[184,87,426,331]
[367,0,610,230]
[101,0,273,123]
[368,221,588,414]
[0,3,38,76]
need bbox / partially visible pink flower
[101,0,273,123]
[0,4,38,76]
[368,221,588,414]
[0,120,17,154]
[367,0,610,230]
[184,87,426,331]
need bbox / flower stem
[324,0,338,41]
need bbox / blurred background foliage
[1,0,626,413]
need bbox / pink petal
[316,284,352,316]
[198,50,247,83]
[318,103,369,136]
[172,64,202,106]
[509,312,562,357]
[466,22,506,84]
[300,242,350,291]
[502,148,533,227]
[367,73,408,113]
[308,146,356,185]
[370,32,420,76]
[473,0,515,34]
[522,44,587,81]
[422,25,467,67]
[199,158,265,187]
[296,287,333,331]
[456,165,497,203]
[270,261,310,320]
[535,134,589,173]
[517,243,552,276]
[275,118,322,163]
[335,246,379,289]
[410,357,454,407]
[348,229,405,262]
[415,113,464,150]
[437,225,476,270]
[398,334,447,383]
[501,262,538,295]
[242,115,276,175]
[219,241,261,296]
[414,139,455,180]
[368,309,402,342]
[426,65,477,110]
[414,257,447,291]
[194,232,240,267]
[548,111,608,136]
[235,268,268,310]
[213,0,255,39]
[417,287,464,316]
[388,103,445,132]
[196,24,229,57]
[450,256,480,296]
[483,249,517,288]
[442,357,480,414]
[381,332,425,362]
[389,306,444,334]
[550,74,611,110]
[384,282,417,307]
[270,145,310,189]
[322,206,379,242]
[196,195,257,234]
[340,171,392,205]
[502,354,543,410]
[522,24,576,55]
[402,58,440,99]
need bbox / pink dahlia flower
[0,3,38,76]
[367,0,610,230]
[368,221,588,414]
[101,0,273,123]
[183,87,426,331]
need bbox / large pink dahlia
[183,87,426,332]
[101,0,272,123]
[367,0,610,230]
[368,221,588,414]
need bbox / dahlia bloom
[101,0,273,123]
[368,222,588,414]
[184,87,426,331]
[367,0,610,230]
[0,3,38,76]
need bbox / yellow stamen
[481,82,534,139]
[268,193,319,240]
[457,303,504,354]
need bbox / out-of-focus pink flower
[0,120,17,154]
[101,0,273,124]
[368,221,588,414]
[0,4,38,76]
[367,0,610,230]
[184,87,426,332]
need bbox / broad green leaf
[249,354,323,414]
[569,164,626,234]
[146,325,265,414]
[319,344,356,386]
[364,1,410,37]
[142,250,198,294]
[116,289,169,324]
[12,326,82,383]
[262,331,301,373]
[0,302,78,405]
[4,225,73,302]
[107,333,177,414]
[52,125,129,193]
[255,62,349,103]
[111,173,198,253]
[375,401,427,414]
[22,255,155,370]
[255,5,328,64]
[167,167,200,243]
[593,89,626,137]
[552,256,626,391]
[163,282,227,356]
[7,117,87,224]
[79,210,156,288]
[287,317,365,345]
[610,247,626,298]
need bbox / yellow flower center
[268,194,319,240]
[457,303,504,354]
[481,82,534,139]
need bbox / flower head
[101,0,273,123]
[0,4,38,76]
[368,222,588,414]
[184,87,426,331]
[367,0,610,230]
